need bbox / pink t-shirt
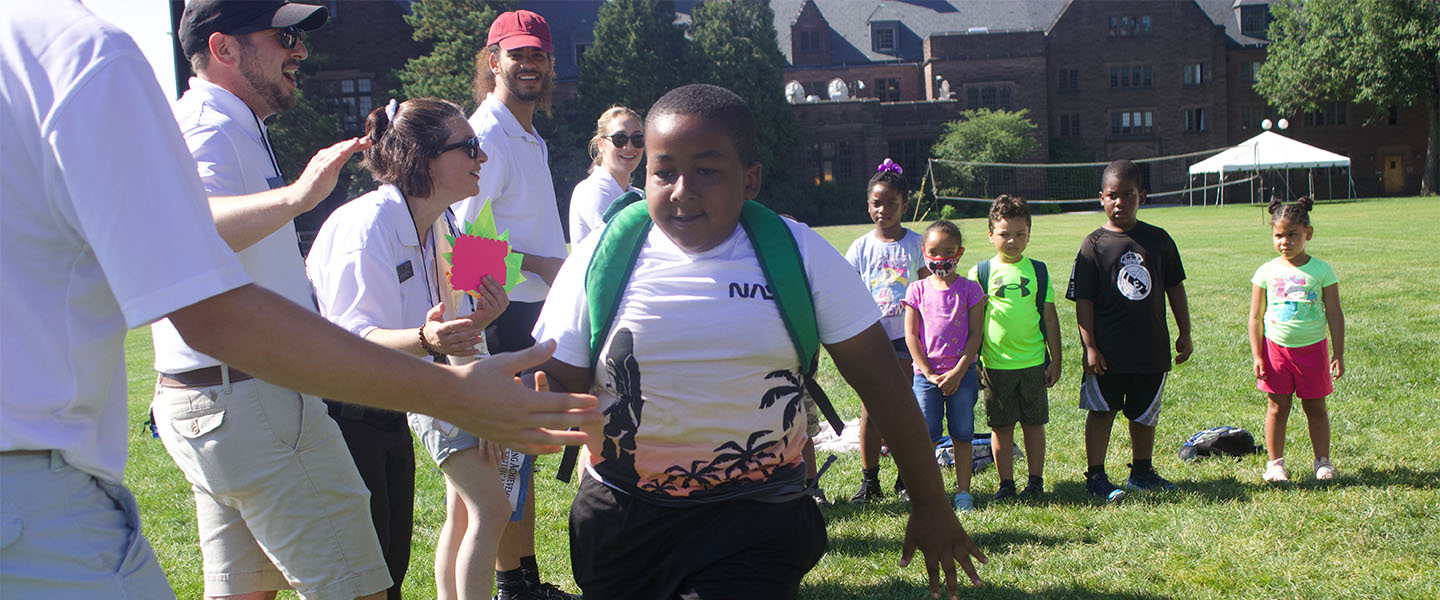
[903,276,985,374]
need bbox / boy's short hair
[1101,159,1144,191]
[647,84,757,166]
[987,194,1030,231]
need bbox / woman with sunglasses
[568,105,644,242]
[306,98,514,600]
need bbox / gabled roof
[1193,0,1272,47]
[1189,131,1350,174]
[773,0,1069,65]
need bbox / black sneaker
[496,582,580,600]
[1085,472,1126,503]
[1020,478,1044,501]
[993,481,1017,502]
[1125,465,1178,492]
[849,477,883,504]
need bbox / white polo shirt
[151,77,317,374]
[307,185,470,341]
[1,1,250,482]
[568,169,640,244]
[456,94,567,304]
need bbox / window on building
[874,78,901,101]
[872,24,897,52]
[1110,65,1152,89]
[1109,15,1151,37]
[1240,105,1273,130]
[1110,110,1153,136]
[1240,60,1264,85]
[798,30,821,52]
[887,138,923,179]
[1304,102,1348,127]
[1184,107,1207,132]
[809,141,852,185]
[320,76,374,136]
[1058,68,1079,91]
[576,43,593,64]
[1388,105,1399,125]
[1059,113,1081,137]
[1240,5,1270,38]
[966,85,1012,110]
[1183,63,1208,85]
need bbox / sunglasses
[275,26,305,50]
[605,132,644,149]
[438,136,481,160]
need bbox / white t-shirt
[568,169,639,244]
[845,229,925,340]
[533,218,878,501]
[307,185,470,340]
[150,77,316,373]
[456,95,567,303]
[0,1,250,482]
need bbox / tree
[930,108,1040,200]
[397,0,513,108]
[1255,0,1440,195]
[690,0,798,184]
[575,0,691,123]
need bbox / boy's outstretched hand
[901,503,987,598]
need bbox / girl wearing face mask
[901,219,988,512]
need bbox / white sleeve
[181,123,250,196]
[310,241,406,339]
[532,234,599,369]
[568,177,599,243]
[50,53,248,328]
[791,222,882,344]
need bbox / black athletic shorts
[1079,372,1168,427]
[484,300,544,354]
[569,474,827,599]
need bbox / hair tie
[876,158,903,175]
[385,98,398,122]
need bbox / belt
[157,365,253,388]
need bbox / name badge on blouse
[396,260,414,284]
[265,176,285,190]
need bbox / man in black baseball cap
[180,0,327,58]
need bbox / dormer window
[872,22,897,52]
[1240,5,1270,38]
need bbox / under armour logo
[994,276,1031,298]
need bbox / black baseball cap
[179,0,329,57]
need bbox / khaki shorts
[151,376,391,599]
[982,365,1050,428]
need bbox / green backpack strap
[737,201,818,375]
[585,197,651,370]
[601,190,643,224]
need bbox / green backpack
[556,192,845,481]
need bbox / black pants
[485,300,544,354]
[325,401,414,600]
[570,474,828,599]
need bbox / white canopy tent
[1187,130,1354,205]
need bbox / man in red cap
[454,9,576,600]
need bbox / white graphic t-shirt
[845,229,924,340]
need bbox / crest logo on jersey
[1116,250,1150,300]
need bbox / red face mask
[924,251,961,276]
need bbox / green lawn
[123,197,1440,598]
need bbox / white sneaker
[1314,457,1336,481]
[1263,458,1289,483]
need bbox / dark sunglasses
[438,136,481,159]
[275,26,305,49]
[605,132,644,149]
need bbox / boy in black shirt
[1066,160,1193,501]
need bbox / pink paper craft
[449,235,510,296]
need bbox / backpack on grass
[1178,426,1263,461]
[556,192,845,482]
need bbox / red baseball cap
[486,10,552,54]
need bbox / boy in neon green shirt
[967,195,1061,501]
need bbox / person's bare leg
[992,426,1015,482]
[1085,410,1118,468]
[1265,393,1293,462]
[445,448,508,600]
[1129,421,1155,463]
[1020,423,1046,479]
[1300,396,1330,460]
[858,405,881,470]
[435,482,466,600]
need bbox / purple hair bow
[876,158,903,175]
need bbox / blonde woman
[568,105,643,242]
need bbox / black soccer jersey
[1066,221,1185,373]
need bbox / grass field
[122,197,1440,598]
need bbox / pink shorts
[1257,338,1333,399]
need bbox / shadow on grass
[800,579,1173,600]
[826,527,1097,559]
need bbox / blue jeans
[913,366,979,444]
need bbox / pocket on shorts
[162,388,226,440]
